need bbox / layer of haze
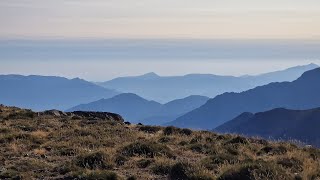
[1,0,320,39]
[1,39,319,81]
[1,1,320,80]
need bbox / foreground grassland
[0,105,320,180]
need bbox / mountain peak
[139,72,160,78]
[113,93,141,99]
[306,63,319,68]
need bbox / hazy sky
[1,1,320,80]
[1,0,320,39]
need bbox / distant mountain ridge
[168,67,320,129]
[216,107,320,147]
[67,94,209,124]
[0,75,119,111]
[97,64,318,103]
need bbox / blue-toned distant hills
[97,63,318,103]
[0,75,119,111]
[168,67,320,129]
[215,107,320,147]
[67,93,209,124]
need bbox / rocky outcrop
[72,111,124,122]
[40,109,124,122]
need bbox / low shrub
[227,136,249,144]
[127,176,137,180]
[0,169,21,180]
[121,141,175,158]
[189,144,209,154]
[218,162,291,180]
[180,128,193,136]
[190,136,203,144]
[114,155,128,166]
[56,147,77,156]
[139,126,161,134]
[277,158,303,172]
[169,162,214,180]
[75,151,113,170]
[151,161,172,175]
[158,136,171,143]
[257,145,288,156]
[137,159,154,168]
[163,126,180,135]
[68,170,118,180]
[202,154,239,170]
[179,141,188,146]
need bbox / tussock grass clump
[75,151,114,170]
[257,145,288,156]
[277,158,303,173]
[169,162,214,180]
[68,170,118,180]
[180,128,193,136]
[0,169,21,180]
[163,126,180,135]
[114,155,128,166]
[121,141,175,159]
[138,125,161,134]
[227,136,249,144]
[218,162,291,180]
[158,136,172,143]
[163,126,193,136]
[202,154,240,171]
[151,160,173,175]
[137,158,154,168]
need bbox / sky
[1,0,320,39]
[0,0,320,80]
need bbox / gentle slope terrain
[0,105,320,179]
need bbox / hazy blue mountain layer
[168,67,320,129]
[0,75,119,111]
[68,94,209,124]
[216,107,320,147]
[98,64,318,103]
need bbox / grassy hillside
[0,105,320,179]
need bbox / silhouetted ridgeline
[68,94,209,124]
[0,75,119,111]
[216,107,320,147]
[169,67,320,129]
[98,64,318,102]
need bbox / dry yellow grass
[0,105,320,180]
